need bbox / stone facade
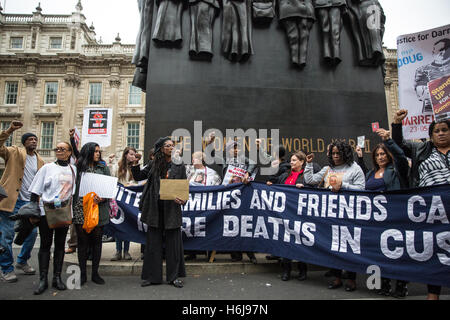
[0,1,400,172]
[383,48,399,131]
[0,2,145,172]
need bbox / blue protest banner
[104,182,450,287]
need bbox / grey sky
[2,0,450,49]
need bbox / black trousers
[141,226,186,283]
[75,224,103,276]
[38,216,69,274]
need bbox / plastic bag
[82,192,99,233]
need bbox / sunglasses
[53,147,68,152]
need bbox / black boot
[281,259,291,281]
[377,278,391,296]
[34,252,50,295]
[392,280,408,299]
[52,249,67,290]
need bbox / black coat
[139,161,187,229]
[391,123,433,188]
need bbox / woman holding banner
[304,140,365,292]
[392,109,450,300]
[108,146,140,262]
[356,128,410,298]
[72,142,111,286]
[28,141,76,295]
[139,137,187,288]
[267,151,312,281]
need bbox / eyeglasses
[163,144,174,148]
[53,148,68,152]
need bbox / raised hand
[376,128,390,141]
[393,109,408,124]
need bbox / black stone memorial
[136,0,388,169]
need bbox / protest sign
[397,24,450,139]
[82,108,113,147]
[428,75,450,121]
[222,164,257,185]
[104,183,450,287]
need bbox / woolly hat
[21,133,37,145]
[225,140,237,152]
[154,136,172,153]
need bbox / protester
[0,121,43,283]
[267,151,311,281]
[72,142,111,286]
[28,141,76,294]
[108,146,140,261]
[356,128,410,298]
[129,148,154,260]
[65,129,79,254]
[139,137,186,288]
[185,151,222,261]
[304,141,365,291]
[219,140,260,263]
[267,146,290,184]
[392,109,450,300]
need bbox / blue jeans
[0,200,38,274]
[116,240,130,253]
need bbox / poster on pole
[82,108,113,147]
[397,24,450,139]
[427,75,450,121]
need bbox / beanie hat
[21,133,37,145]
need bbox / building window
[89,83,102,105]
[127,122,140,149]
[44,82,58,105]
[49,37,62,49]
[0,122,13,146]
[128,85,142,105]
[10,37,23,49]
[40,122,54,150]
[4,82,19,105]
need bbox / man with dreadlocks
[139,137,187,288]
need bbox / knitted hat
[225,140,237,152]
[154,136,171,153]
[21,133,37,145]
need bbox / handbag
[252,0,275,22]
[44,164,75,229]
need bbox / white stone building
[0,1,145,174]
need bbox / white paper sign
[79,172,118,199]
[357,136,365,148]
[81,108,113,147]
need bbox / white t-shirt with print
[29,162,77,216]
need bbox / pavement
[63,241,321,276]
[5,235,449,301]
